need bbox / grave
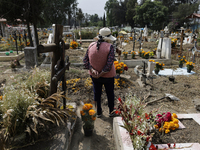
[113,114,200,150]
[157,27,171,59]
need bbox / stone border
[0,52,24,62]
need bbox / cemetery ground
[1,41,200,149]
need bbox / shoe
[109,112,119,117]
[97,112,102,118]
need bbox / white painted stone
[157,38,171,59]
[147,61,156,75]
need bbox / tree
[103,13,106,27]
[171,3,198,30]
[133,0,168,30]
[104,0,118,27]
[126,0,137,27]
[76,8,84,26]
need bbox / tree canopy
[133,0,168,30]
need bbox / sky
[77,0,108,17]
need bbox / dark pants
[91,76,114,115]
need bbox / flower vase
[154,69,159,75]
[179,64,183,68]
[187,68,191,73]
[123,54,127,60]
[131,54,135,59]
[83,128,93,137]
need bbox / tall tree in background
[170,3,199,30]
[104,0,118,27]
[103,13,106,27]
[126,0,137,27]
[133,0,168,30]
[76,8,84,26]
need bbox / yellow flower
[183,56,185,58]
[172,113,177,118]
[120,71,123,74]
[89,109,96,116]
[165,129,170,134]
[162,63,165,66]
[154,125,159,129]
[82,104,90,110]
[173,118,179,124]
[178,55,181,58]
[159,63,161,66]
[174,123,179,129]
[0,95,2,100]
[156,62,159,64]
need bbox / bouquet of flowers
[123,51,128,59]
[171,38,177,48]
[154,112,179,134]
[114,61,128,74]
[154,62,165,74]
[70,41,78,49]
[115,94,158,149]
[131,51,136,59]
[178,55,187,65]
[186,61,195,71]
[129,37,133,41]
[80,103,96,130]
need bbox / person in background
[83,27,117,118]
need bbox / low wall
[0,52,24,62]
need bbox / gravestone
[147,61,156,76]
[157,29,171,59]
[24,47,37,69]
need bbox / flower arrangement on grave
[186,61,195,73]
[123,51,128,59]
[115,94,158,149]
[149,59,155,63]
[124,40,129,43]
[171,38,177,48]
[129,37,133,40]
[114,61,128,75]
[70,40,78,49]
[80,103,96,136]
[131,51,136,59]
[154,62,165,74]
[141,50,145,58]
[149,51,155,58]
[178,55,187,68]
[143,51,150,59]
[154,112,179,134]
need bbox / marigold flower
[165,129,170,134]
[89,109,96,116]
[172,113,177,118]
[174,123,179,129]
[154,125,159,129]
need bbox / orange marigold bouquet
[70,40,78,49]
[114,61,128,74]
[80,103,96,130]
